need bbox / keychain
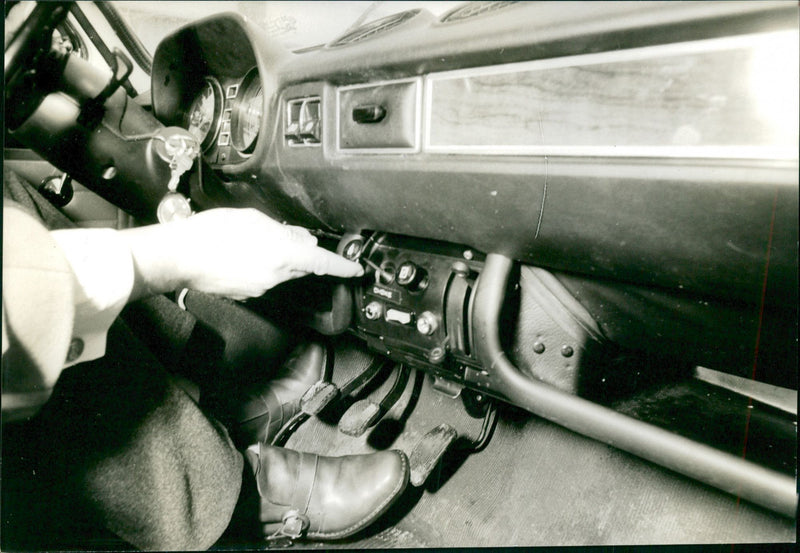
[153,129,200,223]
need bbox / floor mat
[278,339,796,547]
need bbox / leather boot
[245,443,409,541]
[232,342,324,446]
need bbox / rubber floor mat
[274,339,796,547]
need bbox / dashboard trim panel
[336,77,423,154]
[423,30,798,160]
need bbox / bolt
[428,347,445,364]
[533,342,545,354]
[451,261,470,276]
[561,345,574,358]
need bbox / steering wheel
[4,2,70,127]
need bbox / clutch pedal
[409,423,458,487]
[300,355,388,416]
[271,382,337,447]
[339,365,410,437]
[300,381,339,416]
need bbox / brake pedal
[272,356,389,446]
[339,399,382,436]
[409,423,458,487]
[339,365,410,437]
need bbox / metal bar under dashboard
[472,253,797,518]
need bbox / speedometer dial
[186,77,223,151]
[231,68,263,153]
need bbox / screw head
[533,342,545,354]
[561,345,574,358]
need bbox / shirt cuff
[50,228,135,366]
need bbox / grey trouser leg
[2,320,243,551]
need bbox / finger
[294,245,365,278]
[285,224,317,246]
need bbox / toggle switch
[385,308,413,326]
[377,263,396,285]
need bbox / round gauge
[231,68,263,153]
[185,77,223,151]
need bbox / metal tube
[472,253,797,518]
[93,0,153,75]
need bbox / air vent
[285,97,321,146]
[440,1,518,23]
[328,10,420,47]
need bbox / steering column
[5,3,190,222]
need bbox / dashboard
[3,2,796,529]
[183,69,264,162]
[149,2,797,390]
[151,2,797,298]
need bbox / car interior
[3,0,798,547]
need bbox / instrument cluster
[183,67,263,163]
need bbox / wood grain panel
[426,31,798,158]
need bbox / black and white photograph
[2,1,797,549]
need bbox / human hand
[121,208,363,300]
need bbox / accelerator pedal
[409,423,458,487]
[339,365,410,437]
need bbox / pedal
[339,365,410,437]
[409,423,458,487]
[337,356,387,398]
[299,381,339,416]
[339,399,382,436]
[272,351,390,447]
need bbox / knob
[416,311,438,336]
[396,262,417,286]
[364,301,383,320]
[397,261,428,291]
[342,239,364,260]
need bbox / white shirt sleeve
[50,228,135,366]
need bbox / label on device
[370,285,401,303]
